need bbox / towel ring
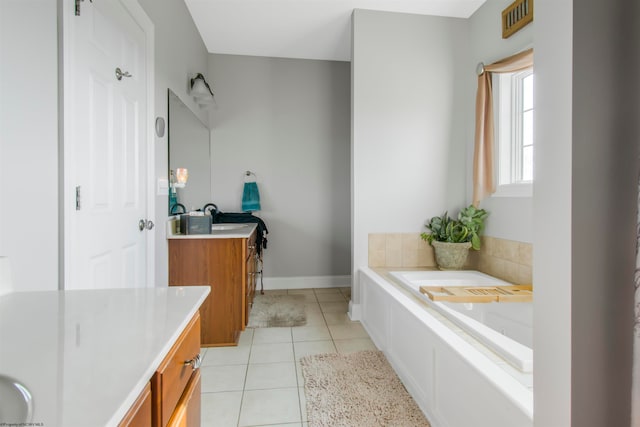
[244,170,257,183]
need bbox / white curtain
[633,173,640,426]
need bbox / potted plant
[420,205,489,270]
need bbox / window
[494,68,534,196]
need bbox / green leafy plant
[420,205,489,250]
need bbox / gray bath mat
[301,350,431,427]
[247,293,307,328]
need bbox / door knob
[115,67,132,81]
[139,219,154,231]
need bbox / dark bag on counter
[212,211,268,256]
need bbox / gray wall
[0,0,59,291]
[138,0,210,287]
[208,54,351,280]
[570,0,638,424]
[534,0,640,425]
[351,9,469,308]
[467,0,533,243]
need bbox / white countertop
[0,286,209,427]
[167,220,257,239]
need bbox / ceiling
[184,0,486,62]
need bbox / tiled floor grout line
[201,288,361,427]
[297,290,324,426]
[290,325,305,426]
[235,330,255,427]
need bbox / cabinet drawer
[153,313,201,427]
[167,369,201,427]
[119,382,152,427]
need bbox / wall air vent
[502,0,534,39]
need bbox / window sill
[492,182,532,198]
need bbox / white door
[65,0,153,289]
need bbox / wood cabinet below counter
[152,313,201,427]
[119,312,202,427]
[119,383,152,427]
[169,227,258,346]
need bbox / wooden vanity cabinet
[119,383,152,427]
[152,313,201,427]
[169,228,257,346]
[119,312,202,427]
[166,370,201,427]
[244,232,258,326]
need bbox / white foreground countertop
[0,286,209,427]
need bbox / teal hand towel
[242,182,261,212]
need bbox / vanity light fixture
[190,73,215,107]
[175,168,189,188]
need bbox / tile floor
[199,287,376,427]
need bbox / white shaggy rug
[301,350,431,427]
[247,294,307,328]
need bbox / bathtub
[359,267,533,427]
[390,270,533,372]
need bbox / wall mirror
[168,89,211,215]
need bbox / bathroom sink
[0,374,33,423]
[212,223,248,231]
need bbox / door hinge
[74,0,93,17]
[75,186,81,210]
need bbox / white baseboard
[261,275,351,290]
[348,301,361,321]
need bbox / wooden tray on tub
[419,284,532,303]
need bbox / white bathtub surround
[368,233,532,285]
[359,267,533,427]
[357,233,533,326]
[390,270,533,372]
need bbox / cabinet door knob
[248,244,256,250]
[184,353,202,370]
